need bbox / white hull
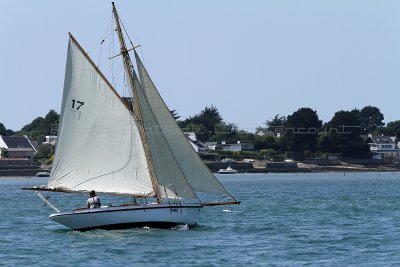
[218,169,238,174]
[218,170,237,174]
[49,203,202,231]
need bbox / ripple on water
[2,173,400,266]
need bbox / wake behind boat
[23,3,239,231]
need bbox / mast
[112,2,162,203]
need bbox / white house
[220,141,254,152]
[204,141,254,152]
[204,142,218,150]
[0,135,37,162]
[184,132,208,153]
[367,135,400,159]
[44,135,57,145]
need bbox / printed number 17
[72,99,84,110]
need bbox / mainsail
[48,36,154,196]
[134,52,233,197]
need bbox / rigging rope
[98,13,113,68]
[118,15,147,67]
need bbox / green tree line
[177,105,395,159]
[1,105,398,160]
[1,110,59,162]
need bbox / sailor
[87,190,101,209]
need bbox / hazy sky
[1,0,399,132]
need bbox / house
[204,141,254,152]
[0,135,37,162]
[204,142,218,150]
[44,135,57,145]
[256,129,275,137]
[367,135,400,159]
[255,128,283,138]
[219,141,254,152]
[184,132,208,153]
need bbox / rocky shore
[0,159,49,177]
[206,159,400,174]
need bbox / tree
[319,109,370,158]
[5,129,14,136]
[181,123,209,142]
[375,120,400,138]
[254,135,276,150]
[44,110,59,127]
[265,114,286,127]
[285,108,322,152]
[0,123,14,136]
[256,114,287,136]
[34,143,54,162]
[0,147,8,157]
[19,110,59,141]
[210,122,239,143]
[359,106,384,134]
[326,109,361,137]
[180,105,223,135]
[0,123,6,136]
[236,130,255,142]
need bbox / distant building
[367,135,400,159]
[221,141,254,152]
[256,129,275,137]
[184,132,208,153]
[204,142,218,151]
[206,141,254,152]
[0,135,37,162]
[255,128,283,138]
[44,135,57,146]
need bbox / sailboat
[23,3,239,231]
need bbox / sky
[1,0,399,132]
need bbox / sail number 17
[72,99,84,110]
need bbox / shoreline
[208,160,400,174]
[3,168,400,178]
[2,159,399,177]
[231,168,400,174]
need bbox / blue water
[2,172,400,266]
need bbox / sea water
[1,172,400,266]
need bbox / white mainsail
[48,37,154,196]
[134,51,232,197]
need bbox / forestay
[48,37,154,196]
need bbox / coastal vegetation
[1,110,59,163]
[18,110,59,142]
[0,105,396,162]
[0,123,14,136]
[175,105,388,160]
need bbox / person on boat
[87,190,101,209]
